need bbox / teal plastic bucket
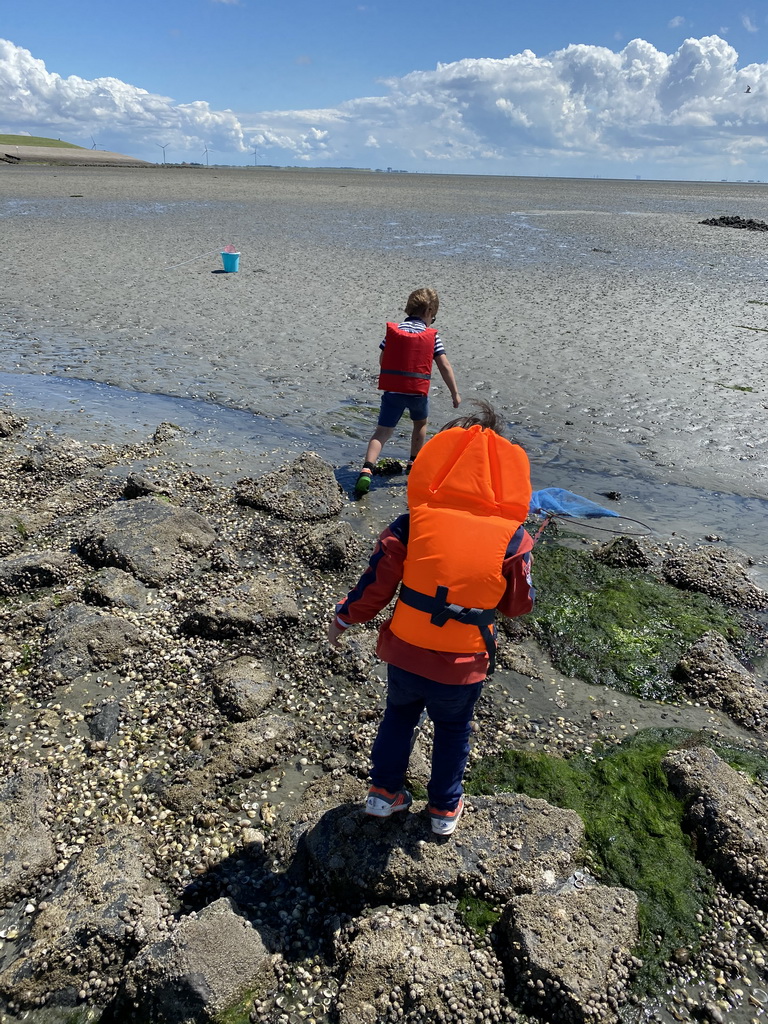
[221,251,240,272]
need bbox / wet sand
[0,164,766,568]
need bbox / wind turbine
[252,147,258,167]
[90,136,99,150]
[156,142,169,164]
[202,146,209,167]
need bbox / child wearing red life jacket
[354,287,461,496]
[330,403,535,836]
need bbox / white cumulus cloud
[1,35,766,176]
[0,38,245,157]
[246,35,767,174]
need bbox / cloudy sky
[1,0,766,179]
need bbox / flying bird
[745,85,752,93]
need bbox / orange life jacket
[390,425,531,669]
[377,324,436,395]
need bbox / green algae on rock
[457,895,501,935]
[525,543,745,699]
[713,742,768,784]
[467,730,714,990]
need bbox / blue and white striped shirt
[379,317,446,358]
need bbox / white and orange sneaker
[365,786,413,817]
[429,797,464,836]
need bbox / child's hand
[452,392,462,408]
[328,619,346,647]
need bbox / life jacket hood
[391,425,532,662]
[407,424,531,523]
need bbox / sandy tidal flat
[0,164,766,565]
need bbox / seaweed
[214,994,258,1024]
[712,742,768,784]
[457,895,501,934]
[527,544,743,699]
[407,779,428,801]
[467,729,713,990]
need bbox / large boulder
[121,472,171,500]
[304,794,584,903]
[76,498,217,585]
[0,768,55,905]
[110,898,274,1024]
[10,591,77,630]
[0,410,25,437]
[674,631,768,730]
[0,827,166,1008]
[296,520,362,569]
[662,746,768,908]
[592,536,655,570]
[209,656,279,721]
[82,566,154,611]
[662,548,767,610]
[18,437,107,482]
[0,550,74,596]
[700,215,768,231]
[334,903,508,1024]
[235,452,344,521]
[207,715,302,782]
[0,511,30,557]
[160,715,301,814]
[181,578,299,639]
[499,885,639,1024]
[267,774,369,870]
[41,602,143,681]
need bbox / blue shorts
[377,391,429,428]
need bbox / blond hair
[404,287,439,320]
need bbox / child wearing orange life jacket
[330,403,535,836]
[354,287,461,496]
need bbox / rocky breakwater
[0,407,765,1024]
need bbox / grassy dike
[0,134,85,149]
[464,539,767,989]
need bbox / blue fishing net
[529,487,620,519]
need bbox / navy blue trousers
[370,664,483,811]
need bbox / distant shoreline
[2,143,766,183]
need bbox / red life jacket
[390,425,531,670]
[377,323,436,395]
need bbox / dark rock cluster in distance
[700,215,768,231]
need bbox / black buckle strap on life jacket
[383,368,432,380]
[398,584,498,674]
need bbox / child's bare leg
[409,419,428,461]
[356,425,394,494]
[364,425,394,465]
